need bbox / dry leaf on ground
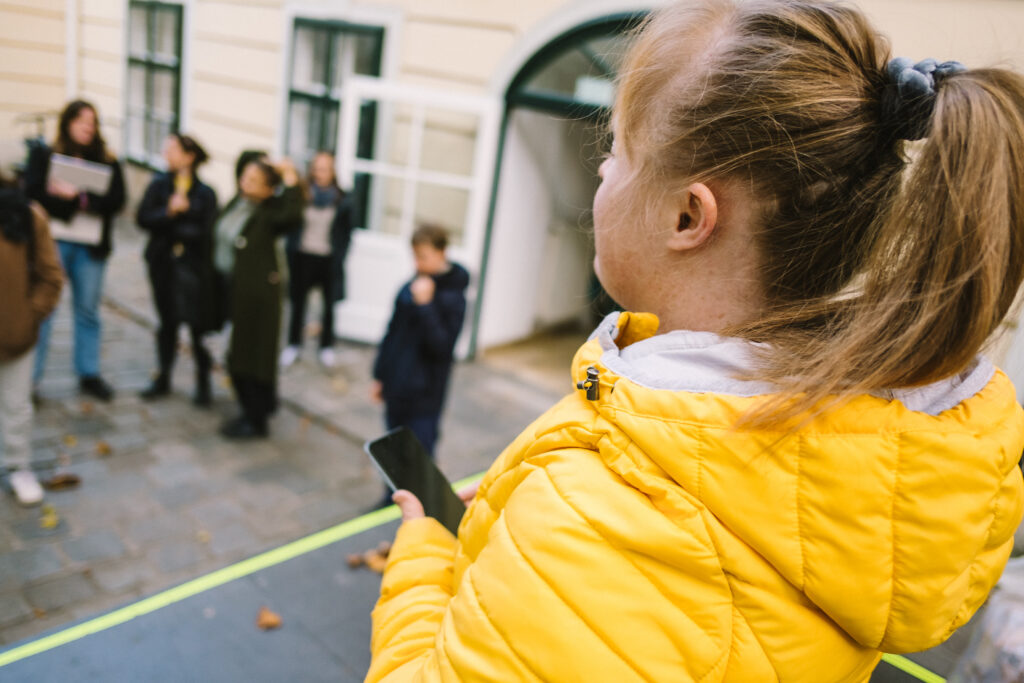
[39,504,59,529]
[196,529,211,544]
[42,472,81,491]
[61,435,77,448]
[79,401,95,415]
[346,553,364,569]
[364,551,387,573]
[95,440,113,456]
[256,606,282,630]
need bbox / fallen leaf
[299,417,311,435]
[42,472,81,491]
[196,529,211,544]
[61,435,78,448]
[139,407,151,420]
[345,553,364,569]
[32,608,46,619]
[256,606,282,630]
[364,551,387,573]
[376,541,392,558]
[95,440,113,457]
[331,377,349,393]
[80,401,95,415]
[39,504,59,529]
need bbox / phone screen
[364,427,466,536]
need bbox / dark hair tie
[880,57,966,141]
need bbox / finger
[457,481,480,505]
[392,489,425,521]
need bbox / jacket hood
[432,262,469,292]
[575,312,1024,653]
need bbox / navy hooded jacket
[373,263,469,416]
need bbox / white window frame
[122,0,189,169]
[337,76,501,264]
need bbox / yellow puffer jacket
[368,312,1024,682]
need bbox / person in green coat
[214,157,302,438]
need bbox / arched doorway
[472,13,645,357]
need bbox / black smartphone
[364,427,465,536]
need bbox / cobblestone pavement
[0,224,570,648]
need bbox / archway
[472,13,645,358]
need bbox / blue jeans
[34,241,106,383]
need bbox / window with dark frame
[285,18,384,226]
[126,1,182,168]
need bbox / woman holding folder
[24,100,126,402]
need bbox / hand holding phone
[364,427,466,536]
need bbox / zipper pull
[576,366,600,401]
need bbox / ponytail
[741,67,1024,422]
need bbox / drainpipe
[65,0,78,99]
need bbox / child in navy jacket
[371,225,468,457]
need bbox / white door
[334,76,501,357]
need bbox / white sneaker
[279,345,301,368]
[10,469,43,506]
[318,348,337,369]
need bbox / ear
[666,183,718,252]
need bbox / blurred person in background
[215,157,302,439]
[23,100,125,402]
[280,151,355,370]
[137,133,219,406]
[0,173,63,505]
[370,225,468,459]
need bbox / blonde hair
[616,0,1024,420]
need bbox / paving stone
[145,460,207,488]
[90,561,155,594]
[151,482,208,509]
[10,515,70,542]
[0,546,65,584]
[0,592,33,628]
[150,442,199,462]
[123,514,195,547]
[189,499,245,528]
[24,573,98,612]
[238,461,323,495]
[294,496,364,529]
[61,530,127,564]
[146,540,206,573]
[207,521,259,557]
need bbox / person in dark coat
[136,133,219,405]
[215,158,303,439]
[371,224,469,458]
[280,151,355,370]
[23,99,126,402]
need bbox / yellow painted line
[880,654,945,683]
[0,474,484,669]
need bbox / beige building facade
[4,0,1024,373]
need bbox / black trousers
[230,373,276,427]
[148,262,211,383]
[287,251,334,349]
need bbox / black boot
[140,374,170,400]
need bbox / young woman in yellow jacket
[369,1,1024,680]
